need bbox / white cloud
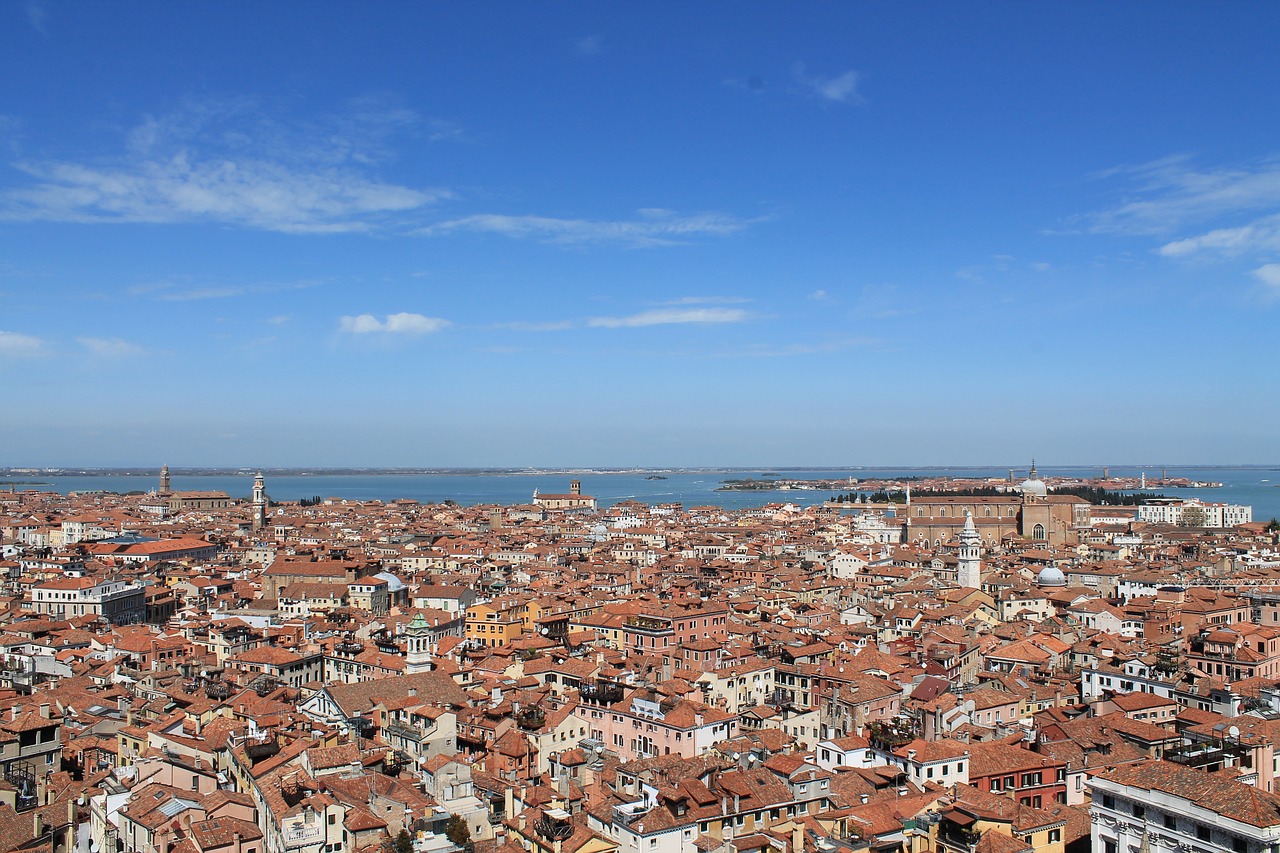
[339,312,449,335]
[77,337,144,357]
[423,210,753,247]
[0,330,43,355]
[576,35,603,56]
[1083,156,1280,238]
[0,102,451,233]
[1255,264,1280,290]
[1030,262,1051,272]
[792,64,863,104]
[588,307,749,328]
[3,154,442,233]
[1159,213,1280,257]
[809,289,828,300]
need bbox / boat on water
[645,475,667,480]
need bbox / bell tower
[159,464,171,495]
[957,510,982,589]
[252,470,267,532]
[405,612,433,674]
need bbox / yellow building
[466,600,526,647]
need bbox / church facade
[902,465,1090,548]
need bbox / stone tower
[957,510,982,589]
[159,464,171,495]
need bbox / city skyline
[3,3,1279,466]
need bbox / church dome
[1019,462,1048,497]
[1037,566,1067,587]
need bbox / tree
[444,815,470,848]
[394,829,413,853]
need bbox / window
[1133,805,1144,819]
[1196,825,1211,842]
[1163,814,1175,829]
[1048,829,1061,843]
[1101,794,1114,809]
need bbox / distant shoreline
[3,464,1278,478]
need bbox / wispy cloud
[575,35,603,56]
[339,312,450,335]
[0,100,451,233]
[26,2,48,35]
[1159,213,1280,257]
[423,209,754,247]
[588,307,749,328]
[809,289,828,300]
[1081,155,1280,239]
[131,279,321,302]
[658,296,751,306]
[0,330,44,355]
[77,337,144,357]
[492,320,575,332]
[792,64,863,104]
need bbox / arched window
[1033,523,1046,541]
[939,507,947,517]
[917,508,924,517]
[984,507,992,517]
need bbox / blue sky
[2,2,1279,467]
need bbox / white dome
[1037,566,1067,587]
[1020,476,1048,496]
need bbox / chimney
[408,688,417,698]
[38,704,50,719]
[504,786,515,819]
[792,824,803,853]
[33,813,43,837]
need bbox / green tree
[394,829,413,853]
[444,815,470,848]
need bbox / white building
[1091,759,1280,853]
[1138,498,1252,528]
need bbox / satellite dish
[1229,726,1241,739]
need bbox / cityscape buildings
[0,467,1279,853]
